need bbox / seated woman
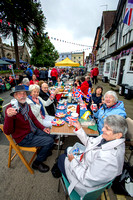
[57,115,128,198]
[91,86,103,108]
[92,90,127,135]
[39,82,59,116]
[30,74,39,85]
[26,84,55,128]
[55,77,64,87]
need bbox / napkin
[88,124,98,131]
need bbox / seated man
[85,76,92,88]
[57,115,128,197]
[4,85,55,173]
[39,82,59,116]
[21,77,30,90]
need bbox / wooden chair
[58,174,113,200]
[0,124,39,174]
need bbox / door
[118,59,125,85]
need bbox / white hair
[29,84,40,92]
[104,115,128,137]
[104,91,118,103]
[22,78,29,84]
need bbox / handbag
[112,162,133,197]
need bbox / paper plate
[57,106,66,110]
[55,112,66,118]
[51,119,65,126]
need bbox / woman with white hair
[26,84,55,128]
[92,90,127,135]
[57,115,128,197]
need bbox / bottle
[68,93,72,103]
[76,103,80,117]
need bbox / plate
[66,116,78,122]
[67,105,76,113]
[57,106,66,110]
[51,119,65,126]
[55,112,66,118]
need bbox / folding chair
[58,174,113,200]
[0,124,39,174]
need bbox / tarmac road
[0,80,133,200]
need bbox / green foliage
[0,69,23,74]
[0,0,46,45]
[30,33,59,67]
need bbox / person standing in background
[51,67,58,85]
[92,64,99,84]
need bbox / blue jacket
[93,101,127,135]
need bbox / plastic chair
[0,124,39,174]
[58,174,113,200]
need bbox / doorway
[118,59,125,85]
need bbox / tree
[30,33,59,67]
[0,0,46,68]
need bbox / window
[129,52,133,71]
[105,62,110,73]
[110,60,118,79]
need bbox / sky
[2,0,119,57]
[40,0,119,56]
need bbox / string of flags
[50,36,92,48]
[0,19,40,36]
[0,18,92,49]
[112,47,133,60]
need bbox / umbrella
[0,59,11,66]
[19,59,27,64]
[1,57,15,63]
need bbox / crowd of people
[2,64,129,198]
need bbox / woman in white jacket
[57,115,128,198]
[26,84,57,128]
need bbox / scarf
[18,102,37,133]
[28,95,45,117]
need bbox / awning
[55,57,80,67]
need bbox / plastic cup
[91,104,97,111]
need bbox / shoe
[54,140,63,146]
[32,162,50,173]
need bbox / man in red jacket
[50,67,58,85]
[92,64,99,84]
[4,85,55,173]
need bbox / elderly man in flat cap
[4,85,55,173]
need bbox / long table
[51,121,99,156]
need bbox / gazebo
[55,57,80,67]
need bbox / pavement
[0,80,133,200]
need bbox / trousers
[18,128,55,162]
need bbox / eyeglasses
[42,87,48,89]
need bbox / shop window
[110,60,118,79]
[129,53,133,71]
[105,62,110,73]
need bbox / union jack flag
[123,0,133,26]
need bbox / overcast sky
[2,0,119,57]
[40,0,119,56]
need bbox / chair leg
[28,151,37,166]
[16,150,34,174]
[8,144,12,168]
[59,177,69,200]
[58,177,61,192]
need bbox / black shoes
[32,162,50,173]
